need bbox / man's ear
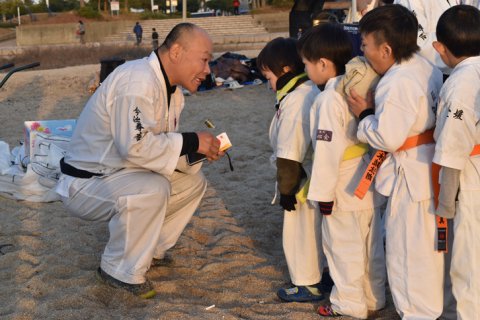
[169,43,183,63]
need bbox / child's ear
[282,66,292,74]
[319,58,328,69]
[381,43,393,60]
[432,41,446,55]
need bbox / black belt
[60,158,104,179]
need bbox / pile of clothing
[198,52,266,91]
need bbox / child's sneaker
[96,267,156,299]
[318,304,343,317]
[277,285,325,302]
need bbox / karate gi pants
[61,168,207,284]
[322,206,386,319]
[451,189,480,320]
[282,201,324,286]
[385,169,444,320]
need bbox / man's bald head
[158,22,213,93]
[160,23,210,52]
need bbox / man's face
[177,31,213,93]
[360,32,393,75]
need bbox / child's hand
[347,88,374,118]
[280,194,297,211]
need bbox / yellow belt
[296,143,369,203]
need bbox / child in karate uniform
[298,23,386,318]
[432,5,480,320]
[257,37,326,302]
[347,5,444,319]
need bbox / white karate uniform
[433,56,480,320]
[307,77,386,319]
[55,52,207,284]
[269,80,325,286]
[462,0,480,8]
[357,53,444,319]
[394,0,458,74]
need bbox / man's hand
[347,88,374,118]
[196,131,224,161]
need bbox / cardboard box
[24,119,77,158]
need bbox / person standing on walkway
[76,20,86,44]
[233,0,240,15]
[152,28,159,50]
[133,21,143,45]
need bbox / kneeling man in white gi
[55,23,223,299]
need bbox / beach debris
[205,304,215,310]
[204,119,215,129]
[0,243,13,255]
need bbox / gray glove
[437,166,460,219]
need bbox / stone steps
[104,15,268,43]
[252,12,289,33]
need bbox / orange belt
[432,143,480,252]
[353,129,450,252]
[354,129,435,199]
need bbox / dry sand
[0,63,399,319]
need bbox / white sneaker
[225,80,244,89]
[215,77,225,86]
[252,78,263,85]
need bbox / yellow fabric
[295,143,368,203]
[296,144,368,203]
[343,143,369,161]
[276,73,308,103]
[296,179,310,204]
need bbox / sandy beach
[0,63,399,319]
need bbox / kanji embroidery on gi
[366,151,387,181]
[453,109,463,120]
[418,24,427,41]
[317,129,332,142]
[133,107,145,141]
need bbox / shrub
[0,22,16,28]
[77,6,102,19]
[269,0,293,8]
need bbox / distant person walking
[76,20,85,44]
[152,28,159,50]
[133,22,143,45]
[233,0,240,15]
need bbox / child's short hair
[359,4,419,63]
[437,5,480,58]
[297,23,353,75]
[256,37,304,77]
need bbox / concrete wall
[16,20,132,46]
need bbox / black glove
[318,201,334,215]
[280,194,297,211]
